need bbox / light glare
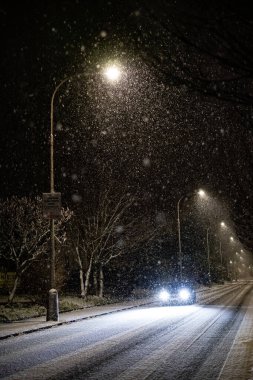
[159,290,170,302]
[179,288,191,301]
[198,189,206,198]
[104,65,121,82]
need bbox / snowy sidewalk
[0,298,154,340]
[218,292,253,380]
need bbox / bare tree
[67,221,89,298]
[0,196,72,302]
[94,213,159,297]
[68,189,135,298]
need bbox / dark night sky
[0,1,252,249]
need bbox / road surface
[1,282,253,379]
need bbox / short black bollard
[47,288,59,321]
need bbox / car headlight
[178,288,191,301]
[159,290,170,301]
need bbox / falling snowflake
[143,158,151,167]
[100,30,107,38]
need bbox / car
[158,282,196,305]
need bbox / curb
[0,300,154,341]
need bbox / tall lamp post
[219,240,222,266]
[229,236,235,281]
[206,227,211,283]
[219,221,227,280]
[44,76,73,321]
[177,195,185,282]
[177,188,206,281]
[44,65,122,321]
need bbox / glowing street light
[220,221,226,228]
[198,189,206,198]
[103,65,121,82]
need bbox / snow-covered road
[1,282,253,379]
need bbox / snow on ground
[1,281,253,379]
[218,284,253,380]
[194,280,253,380]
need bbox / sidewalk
[0,298,154,340]
[218,291,253,380]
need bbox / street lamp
[177,195,184,282]
[219,221,227,274]
[198,189,206,198]
[220,222,236,280]
[206,227,211,283]
[219,240,223,266]
[177,188,206,281]
[45,76,73,321]
[44,65,122,321]
[228,235,237,281]
[197,188,212,283]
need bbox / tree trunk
[93,267,98,296]
[84,257,93,298]
[75,247,85,298]
[99,264,104,298]
[79,269,85,298]
[8,275,19,303]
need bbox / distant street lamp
[219,221,227,277]
[197,189,212,283]
[177,188,206,281]
[206,227,211,283]
[177,195,184,282]
[44,65,122,321]
[198,189,206,198]
[219,221,236,280]
[219,240,222,266]
[228,235,237,281]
